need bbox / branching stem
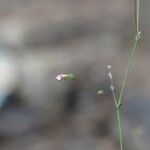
[111,1,141,150]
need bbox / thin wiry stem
[116,38,139,150]
[108,1,142,150]
[116,108,123,150]
[134,0,140,33]
[117,0,141,106]
[117,39,139,106]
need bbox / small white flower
[136,31,142,41]
[56,74,67,80]
[56,75,62,80]
[107,65,112,70]
[108,72,113,79]
[110,85,115,91]
[56,74,75,81]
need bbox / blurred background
[0,0,149,150]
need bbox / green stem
[115,1,141,150]
[116,35,140,150]
[116,107,123,150]
[115,36,140,150]
[117,39,139,106]
[118,0,141,106]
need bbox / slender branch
[117,38,139,106]
[134,0,140,33]
[109,1,142,150]
[117,0,141,107]
[116,39,139,150]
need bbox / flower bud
[56,74,75,81]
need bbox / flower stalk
[108,1,142,150]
